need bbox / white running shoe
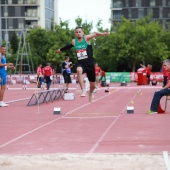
[0,102,9,107]
[81,90,86,97]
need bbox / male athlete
[57,27,109,102]
[0,45,15,107]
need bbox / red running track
[0,83,170,154]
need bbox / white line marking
[120,89,141,114]
[88,89,142,153]
[0,89,119,149]
[63,116,118,119]
[163,151,170,170]
[89,113,122,153]
[6,98,30,104]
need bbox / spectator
[146,59,170,114]
[162,64,168,87]
[95,63,101,88]
[36,64,43,88]
[62,56,72,93]
[140,64,152,85]
[43,63,52,90]
[100,69,106,82]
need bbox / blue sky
[58,0,111,31]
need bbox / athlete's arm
[86,32,109,41]
[0,54,14,68]
[140,64,145,68]
[56,40,74,53]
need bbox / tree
[94,16,169,72]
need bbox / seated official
[146,59,170,114]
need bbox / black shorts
[63,73,71,83]
[77,63,95,82]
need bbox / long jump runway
[0,84,170,155]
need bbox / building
[0,0,58,44]
[111,0,170,27]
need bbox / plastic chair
[164,95,170,111]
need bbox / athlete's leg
[89,82,95,94]
[0,85,6,101]
[77,66,85,90]
[0,75,8,106]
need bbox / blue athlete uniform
[0,54,7,85]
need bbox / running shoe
[81,90,86,97]
[146,110,157,114]
[0,102,9,107]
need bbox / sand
[0,153,168,170]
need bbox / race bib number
[76,49,88,60]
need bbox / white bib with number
[76,49,88,60]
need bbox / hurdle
[27,88,66,106]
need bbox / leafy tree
[95,16,169,72]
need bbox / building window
[150,0,155,7]
[159,7,163,18]
[125,0,129,7]
[136,0,141,7]
[138,8,144,18]
[8,18,13,29]
[26,7,37,17]
[128,9,131,19]
[15,7,21,16]
[113,0,122,8]
[18,18,24,29]
[45,9,54,21]
[45,0,54,9]
[45,20,52,29]
[147,8,152,15]
[8,0,12,4]
[18,0,23,4]
[113,10,122,19]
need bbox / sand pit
[0,153,168,170]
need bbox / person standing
[57,27,109,102]
[140,64,152,85]
[0,45,15,107]
[62,56,72,93]
[146,59,170,114]
[95,63,101,88]
[100,69,106,82]
[36,64,43,88]
[43,63,52,90]
[162,64,168,87]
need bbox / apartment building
[111,0,170,27]
[0,0,58,43]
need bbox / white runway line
[63,116,118,119]
[163,151,170,170]
[120,88,141,114]
[88,113,122,153]
[6,97,30,104]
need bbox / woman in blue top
[0,45,15,107]
[62,56,72,93]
